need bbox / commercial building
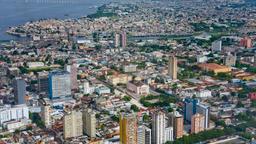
[123,64,137,73]
[27,62,44,68]
[83,108,96,138]
[137,125,151,144]
[197,55,208,63]
[84,81,94,95]
[195,89,212,98]
[120,113,138,144]
[191,113,205,134]
[127,81,149,96]
[13,78,26,104]
[63,110,83,139]
[106,74,132,86]
[48,71,71,99]
[37,71,49,95]
[184,98,199,122]
[168,56,178,80]
[197,63,231,74]
[95,86,111,95]
[184,98,210,129]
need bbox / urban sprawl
[1,0,256,143]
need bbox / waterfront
[0,0,112,40]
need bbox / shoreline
[0,1,112,41]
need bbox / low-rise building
[106,74,132,86]
[198,63,231,74]
[127,81,149,95]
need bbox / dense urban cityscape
[1,0,256,143]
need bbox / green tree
[122,96,131,102]
[251,100,256,107]
[143,114,150,122]
[131,104,139,112]
[111,115,119,122]
[236,101,244,108]
[216,120,226,127]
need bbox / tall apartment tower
[82,108,96,138]
[170,111,183,139]
[114,33,121,48]
[121,31,127,48]
[191,113,205,134]
[48,71,71,99]
[152,111,166,144]
[138,125,152,144]
[63,110,83,139]
[13,78,26,104]
[168,55,178,80]
[196,103,210,129]
[165,127,174,142]
[41,104,51,128]
[120,113,138,144]
[240,37,252,48]
[64,61,78,90]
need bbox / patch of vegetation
[131,104,139,112]
[140,94,176,107]
[122,96,131,102]
[29,112,45,128]
[166,128,236,144]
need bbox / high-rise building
[82,108,96,138]
[137,125,151,144]
[48,71,71,99]
[37,71,49,95]
[41,104,51,128]
[184,98,210,129]
[191,113,205,134]
[64,62,78,90]
[63,110,83,139]
[0,104,29,125]
[152,111,165,144]
[170,111,183,139]
[121,31,127,48]
[164,127,174,142]
[13,78,26,104]
[84,80,91,94]
[120,113,138,144]
[196,104,210,129]
[184,98,199,122]
[168,56,177,80]
[224,54,237,67]
[240,37,252,48]
[114,33,120,48]
[211,40,222,52]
